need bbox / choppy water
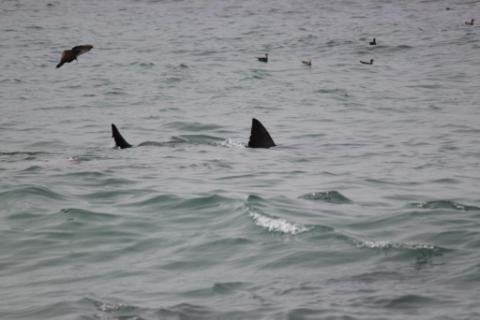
[1,0,480,319]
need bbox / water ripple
[300,191,353,204]
[414,200,480,211]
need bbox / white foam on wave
[249,211,309,235]
[355,240,437,250]
[415,201,467,210]
[221,138,246,148]
[98,302,125,312]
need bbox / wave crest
[300,191,352,204]
[415,200,480,211]
[248,210,309,235]
[354,240,439,251]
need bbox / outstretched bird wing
[71,45,93,56]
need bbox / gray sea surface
[1,0,480,319]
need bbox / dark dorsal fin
[111,124,132,149]
[248,118,276,148]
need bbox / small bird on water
[360,59,374,65]
[465,19,474,26]
[302,59,312,67]
[369,38,376,45]
[56,45,93,68]
[256,53,268,63]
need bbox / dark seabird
[302,59,312,67]
[369,38,376,45]
[360,59,374,65]
[56,45,93,68]
[257,53,268,63]
[465,19,475,26]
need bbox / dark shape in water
[360,59,374,65]
[248,118,276,148]
[111,118,276,149]
[302,59,312,67]
[369,38,376,45]
[257,53,268,63]
[112,124,132,149]
[111,124,166,148]
[56,44,93,68]
[465,19,474,26]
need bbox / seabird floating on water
[256,53,268,63]
[369,38,376,45]
[360,59,374,65]
[302,59,312,67]
[465,19,475,26]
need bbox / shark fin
[248,118,276,148]
[111,124,132,149]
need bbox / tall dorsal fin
[248,118,276,148]
[111,124,132,149]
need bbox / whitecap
[249,210,309,235]
[354,240,438,250]
[221,138,246,148]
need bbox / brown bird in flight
[56,45,93,68]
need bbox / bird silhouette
[256,53,268,63]
[302,59,312,67]
[360,59,374,65]
[56,45,93,68]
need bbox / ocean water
[1,0,480,319]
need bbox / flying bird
[56,45,93,68]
